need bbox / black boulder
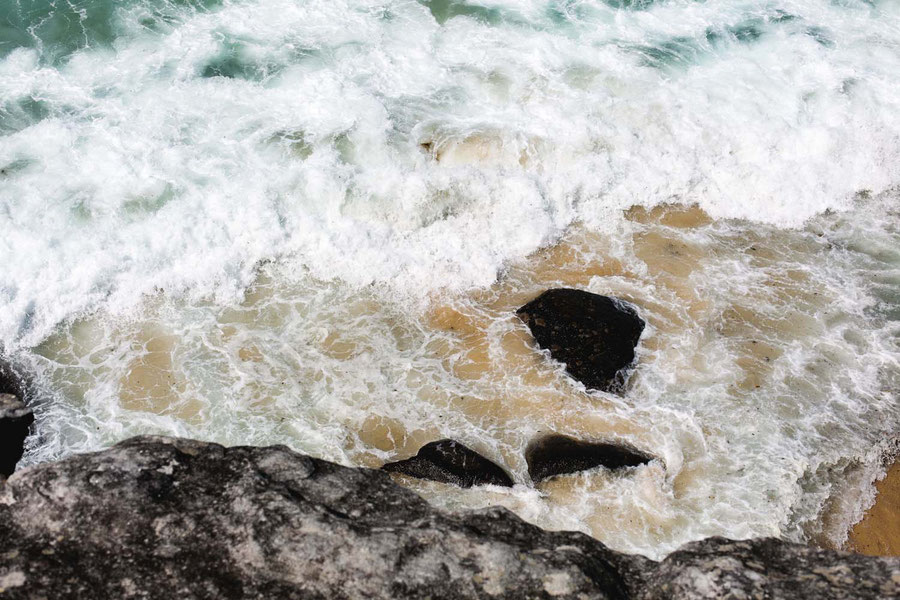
[517,288,645,392]
[383,439,514,488]
[525,434,653,483]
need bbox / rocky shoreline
[1,288,898,598]
[0,435,896,599]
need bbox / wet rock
[0,393,33,478]
[0,436,896,599]
[0,436,627,599]
[517,288,645,392]
[636,537,900,600]
[382,439,513,488]
[526,434,653,483]
[0,359,24,398]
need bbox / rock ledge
[0,436,897,600]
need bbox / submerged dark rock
[525,434,654,483]
[0,393,33,478]
[517,288,645,392]
[0,436,896,600]
[382,439,513,488]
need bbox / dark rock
[636,537,900,600]
[0,393,33,478]
[0,436,627,599]
[383,439,513,488]
[526,434,653,483]
[0,359,24,398]
[517,288,645,392]
[0,436,896,599]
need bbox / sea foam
[2,0,900,559]
[1,0,899,345]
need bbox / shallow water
[2,0,900,559]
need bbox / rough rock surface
[636,537,900,600]
[525,434,654,483]
[0,436,897,600]
[0,360,24,398]
[382,439,513,488]
[517,289,645,392]
[0,393,33,478]
[0,436,628,599]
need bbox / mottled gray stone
[637,537,900,600]
[0,436,628,599]
[0,437,897,600]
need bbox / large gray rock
[0,393,33,478]
[0,436,631,599]
[0,436,897,600]
[638,537,900,600]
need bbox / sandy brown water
[848,460,900,557]
[24,201,899,558]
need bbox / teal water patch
[0,90,94,133]
[632,17,769,71]
[0,0,119,62]
[546,0,655,24]
[831,0,876,8]
[271,131,315,161]
[0,0,224,63]
[0,158,35,179]
[127,0,224,36]
[805,26,835,48]
[121,183,177,221]
[632,36,705,70]
[0,96,53,134]
[601,0,657,9]
[631,9,840,72]
[705,18,766,45]
[419,0,506,25]
[197,37,335,83]
[200,39,283,81]
[769,9,801,23]
[544,1,602,25]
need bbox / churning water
[1,0,899,559]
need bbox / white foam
[2,0,900,346]
[2,0,900,559]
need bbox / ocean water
[1,0,899,559]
